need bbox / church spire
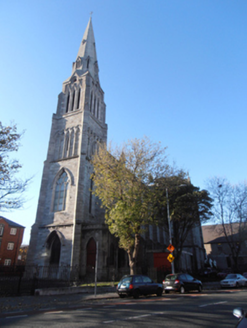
[72,17,99,82]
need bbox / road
[1,290,246,327]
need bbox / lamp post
[166,184,187,274]
[166,188,175,274]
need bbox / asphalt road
[1,289,246,327]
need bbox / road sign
[167,254,175,263]
[167,244,175,252]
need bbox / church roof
[202,223,240,244]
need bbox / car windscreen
[120,277,132,284]
[225,274,237,279]
[165,275,177,281]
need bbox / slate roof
[202,223,240,244]
[0,216,25,228]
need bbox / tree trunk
[128,252,136,275]
[127,233,141,275]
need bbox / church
[26,18,205,281]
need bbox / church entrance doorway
[46,231,61,278]
[86,238,96,274]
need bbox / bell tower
[26,18,116,280]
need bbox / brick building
[0,216,25,267]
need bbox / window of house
[217,244,222,252]
[0,225,4,236]
[10,228,17,235]
[4,259,11,266]
[53,172,69,212]
[7,242,14,250]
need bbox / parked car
[233,308,247,327]
[163,273,202,294]
[243,272,247,279]
[217,270,232,279]
[220,274,247,288]
[116,274,163,299]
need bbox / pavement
[0,281,221,316]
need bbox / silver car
[220,274,247,288]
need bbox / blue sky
[1,1,247,244]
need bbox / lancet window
[90,92,93,112]
[71,90,75,111]
[53,171,69,212]
[77,88,81,109]
[66,93,70,113]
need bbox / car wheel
[119,294,125,298]
[180,286,185,294]
[198,285,202,293]
[133,289,140,299]
[236,282,239,288]
[156,288,163,297]
[165,290,170,294]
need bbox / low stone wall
[35,286,115,296]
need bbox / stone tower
[27,18,118,280]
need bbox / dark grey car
[163,273,202,294]
[116,274,163,299]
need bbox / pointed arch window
[63,133,70,158]
[90,92,93,112]
[94,96,97,115]
[71,90,75,111]
[54,171,69,212]
[89,178,93,214]
[69,130,74,157]
[74,128,80,156]
[97,100,99,119]
[77,88,81,109]
[66,93,70,113]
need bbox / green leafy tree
[0,122,30,210]
[91,137,187,274]
[207,177,247,271]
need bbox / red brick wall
[0,218,24,266]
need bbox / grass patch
[78,282,119,288]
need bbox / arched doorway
[46,231,61,278]
[86,238,96,273]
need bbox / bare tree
[207,177,247,271]
[0,122,31,211]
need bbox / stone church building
[26,18,205,281]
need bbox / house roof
[202,223,241,244]
[0,216,25,228]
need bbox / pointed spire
[72,17,99,81]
